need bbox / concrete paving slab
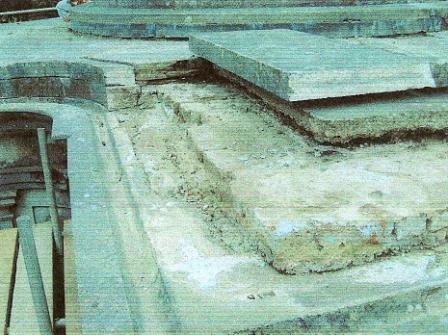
[190,30,443,102]
[0,228,17,333]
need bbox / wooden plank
[0,229,17,334]
[9,224,53,334]
[64,223,81,335]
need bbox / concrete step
[190,30,448,144]
[70,1,448,38]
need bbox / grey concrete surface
[190,29,447,101]
[70,1,448,38]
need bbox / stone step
[70,2,448,38]
[190,29,448,102]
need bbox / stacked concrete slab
[70,0,448,38]
[190,29,448,144]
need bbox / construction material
[15,216,52,335]
[37,128,62,256]
[70,1,448,38]
[189,29,447,101]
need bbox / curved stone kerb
[0,61,107,107]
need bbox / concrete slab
[301,91,448,143]
[214,61,448,144]
[9,224,53,334]
[190,30,445,102]
[0,228,17,333]
[0,18,194,85]
[71,1,448,38]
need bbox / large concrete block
[190,29,446,102]
[70,2,448,38]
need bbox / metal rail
[37,128,63,256]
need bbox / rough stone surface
[156,81,448,274]
[106,85,141,111]
[110,87,448,332]
[301,90,448,143]
[190,29,447,101]
[70,1,448,38]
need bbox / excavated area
[117,77,448,275]
[106,75,448,331]
[2,18,448,332]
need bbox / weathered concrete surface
[71,1,448,38]
[0,61,107,106]
[0,228,17,333]
[220,69,448,144]
[156,81,448,274]
[110,89,448,332]
[301,90,448,143]
[0,18,195,107]
[190,29,448,101]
